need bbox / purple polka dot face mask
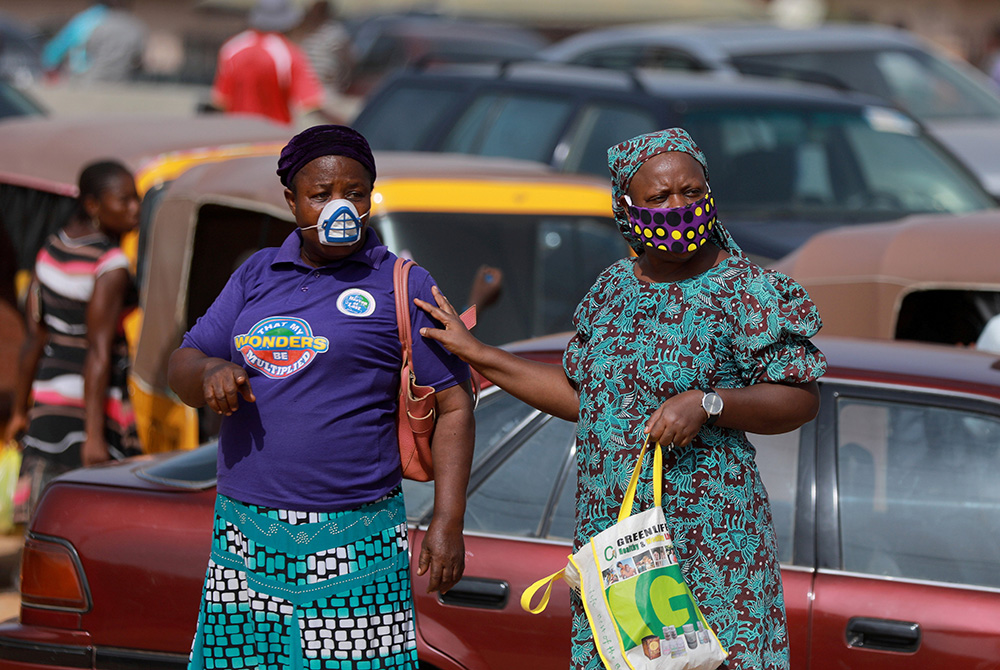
[624,192,717,253]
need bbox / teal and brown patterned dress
[563,254,826,670]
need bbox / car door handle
[436,577,509,609]
[846,617,921,653]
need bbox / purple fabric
[277,124,377,188]
[180,229,470,511]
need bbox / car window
[0,183,76,272]
[547,447,576,541]
[403,387,543,522]
[749,429,801,564]
[682,107,994,222]
[371,211,626,345]
[568,46,644,70]
[560,102,659,176]
[185,205,294,329]
[355,84,465,150]
[464,414,576,537]
[836,397,1000,588]
[732,49,1000,122]
[441,92,574,163]
[0,80,44,119]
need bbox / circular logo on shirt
[337,289,376,317]
[234,316,329,379]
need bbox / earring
[90,215,100,230]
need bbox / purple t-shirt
[181,229,470,511]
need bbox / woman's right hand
[414,285,485,363]
[201,360,256,416]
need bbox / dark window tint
[560,103,659,176]
[749,429,801,564]
[372,212,625,345]
[356,84,464,150]
[895,289,1000,346]
[837,397,1000,588]
[441,93,574,163]
[0,184,75,271]
[464,414,576,537]
[185,205,294,329]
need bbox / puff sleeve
[730,269,827,385]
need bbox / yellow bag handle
[618,437,664,523]
[520,566,566,614]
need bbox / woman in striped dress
[6,160,142,521]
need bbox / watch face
[703,392,723,415]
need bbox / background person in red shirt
[211,0,329,125]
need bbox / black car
[353,63,996,261]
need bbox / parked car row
[354,61,997,262]
[4,335,1000,670]
[538,21,1000,198]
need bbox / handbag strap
[618,438,664,523]
[393,257,414,365]
[392,256,481,403]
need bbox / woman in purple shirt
[168,125,475,670]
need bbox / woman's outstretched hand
[644,390,706,448]
[414,286,484,362]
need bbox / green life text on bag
[521,439,727,670]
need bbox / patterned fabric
[563,256,827,670]
[607,128,711,254]
[189,488,417,670]
[16,231,139,522]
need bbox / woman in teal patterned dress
[416,128,826,670]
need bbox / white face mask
[301,199,369,246]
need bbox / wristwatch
[700,389,723,426]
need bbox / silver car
[541,22,1000,197]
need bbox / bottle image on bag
[642,635,662,660]
[697,621,711,645]
[684,623,699,649]
[669,626,688,657]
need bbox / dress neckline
[627,253,740,288]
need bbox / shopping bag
[522,439,727,670]
[0,443,22,534]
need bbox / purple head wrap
[276,124,376,188]
[607,127,743,257]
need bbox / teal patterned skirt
[188,488,417,669]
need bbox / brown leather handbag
[392,257,476,481]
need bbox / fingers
[205,367,254,415]
[238,375,256,403]
[417,534,465,594]
[643,392,704,447]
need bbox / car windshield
[371,211,627,345]
[681,105,996,223]
[732,49,1000,122]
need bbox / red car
[5,335,1000,669]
